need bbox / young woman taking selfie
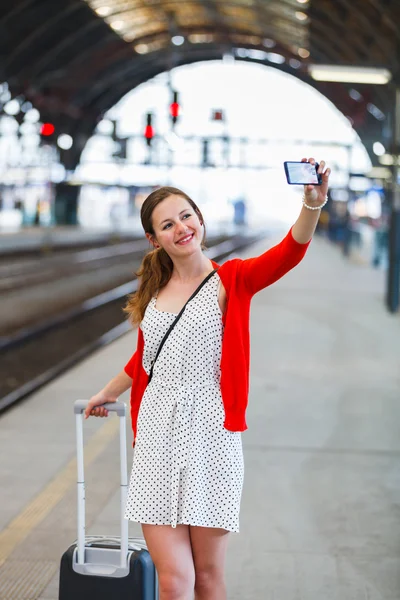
[85,157,330,600]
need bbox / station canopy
[0,0,399,167]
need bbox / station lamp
[308,65,392,84]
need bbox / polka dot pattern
[125,273,244,532]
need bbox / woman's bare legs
[142,524,195,600]
[190,526,230,600]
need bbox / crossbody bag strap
[148,268,218,383]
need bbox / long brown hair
[123,186,207,325]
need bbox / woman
[85,157,330,600]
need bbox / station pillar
[386,87,400,313]
[54,182,80,225]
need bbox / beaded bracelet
[302,194,328,211]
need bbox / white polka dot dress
[125,273,244,532]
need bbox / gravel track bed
[0,298,127,401]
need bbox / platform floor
[0,230,399,600]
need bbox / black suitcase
[59,400,158,599]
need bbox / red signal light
[170,91,180,125]
[170,102,180,119]
[144,113,154,147]
[144,125,154,140]
[41,123,55,136]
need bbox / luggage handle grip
[74,399,126,417]
[74,399,128,568]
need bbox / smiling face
[147,194,204,258]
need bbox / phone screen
[284,162,319,185]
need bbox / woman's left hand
[302,157,331,207]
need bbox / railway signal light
[144,113,154,146]
[40,122,56,144]
[170,91,180,126]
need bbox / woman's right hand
[84,392,117,419]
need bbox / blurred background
[0,0,398,281]
[0,56,389,265]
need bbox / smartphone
[284,161,322,186]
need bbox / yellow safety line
[0,415,120,567]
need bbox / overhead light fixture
[188,33,214,43]
[134,39,166,54]
[379,154,394,166]
[263,38,276,48]
[96,119,114,135]
[247,49,268,61]
[223,53,235,64]
[0,90,11,103]
[295,11,308,21]
[134,44,150,54]
[298,48,310,59]
[349,88,363,102]
[57,134,73,150]
[19,121,36,136]
[25,108,40,123]
[95,6,112,17]
[110,20,125,31]
[171,36,184,46]
[309,65,392,84]
[3,99,21,116]
[289,59,301,69]
[266,52,285,64]
[373,142,385,156]
[235,48,248,58]
[367,103,385,121]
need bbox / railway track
[0,233,263,413]
[1,234,229,337]
[0,238,147,292]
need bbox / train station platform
[0,230,398,600]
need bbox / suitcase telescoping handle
[74,400,128,568]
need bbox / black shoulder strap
[148,268,218,383]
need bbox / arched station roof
[1,0,399,167]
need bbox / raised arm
[292,158,331,243]
[242,157,330,295]
[241,228,311,295]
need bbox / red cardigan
[124,228,310,441]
